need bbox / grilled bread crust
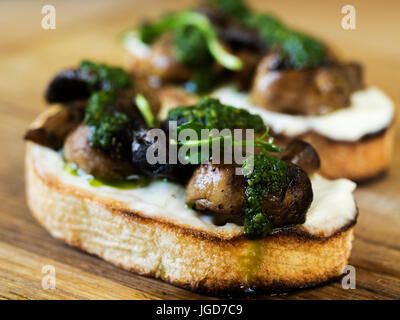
[276,123,395,182]
[26,141,355,296]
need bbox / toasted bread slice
[25,109,358,295]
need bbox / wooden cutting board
[0,0,399,300]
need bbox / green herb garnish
[280,31,325,69]
[209,0,250,20]
[243,152,288,239]
[243,13,325,69]
[84,91,130,150]
[173,25,213,68]
[167,98,280,164]
[137,11,242,70]
[242,12,285,46]
[208,0,326,69]
[184,68,217,94]
[173,26,216,94]
[79,60,132,91]
[168,97,264,136]
[135,93,156,127]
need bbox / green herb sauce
[137,10,242,72]
[168,97,265,135]
[173,25,212,68]
[79,60,132,91]
[84,91,130,150]
[210,0,326,69]
[172,25,217,93]
[209,0,250,20]
[79,60,134,151]
[242,152,288,239]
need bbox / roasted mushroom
[251,51,364,115]
[261,162,312,227]
[45,69,93,103]
[24,101,85,150]
[280,139,321,174]
[130,33,192,83]
[131,127,195,181]
[45,61,134,104]
[64,124,137,180]
[186,164,245,215]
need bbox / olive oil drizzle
[239,240,263,287]
[64,162,150,189]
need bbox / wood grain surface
[0,0,399,300]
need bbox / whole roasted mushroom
[251,51,364,115]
